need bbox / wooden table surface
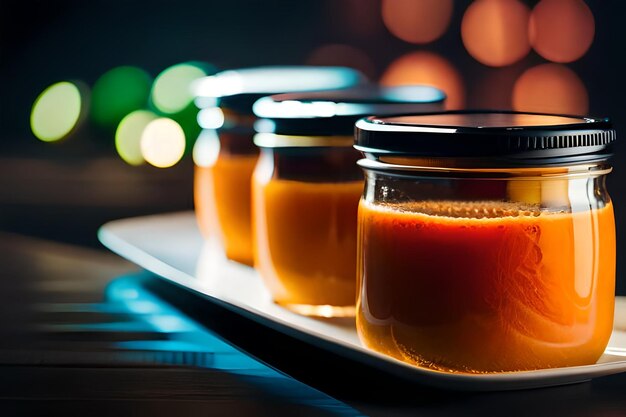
[0,233,624,417]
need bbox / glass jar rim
[254,133,354,148]
[358,158,612,180]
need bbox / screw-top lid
[355,111,615,166]
[253,85,446,136]
[192,66,366,114]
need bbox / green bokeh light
[30,81,83,142]
[151,63,208,114]
[91,66,152,128]
[115,110,157,165]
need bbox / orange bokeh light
[381,0,453,44]
[306,44,376,80]
[380,51,464,110]
[461,0,531,67]
[512,64,588,115]
[529,0,595,63]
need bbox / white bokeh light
[140,118,186,168]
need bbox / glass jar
[192,67,366,266]
[354,112,616,373]
[251,86,446,317]
[194,126,258,264]
[253,137,363,316]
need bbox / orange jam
[253,178,363,316]
[195,152,258,266]
[357,199,616,373]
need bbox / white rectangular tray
[99,211,626,391]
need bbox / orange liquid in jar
[195,153,258,266]
[253,178,363,316]
[195,165,217,237]
[357,199,615,373]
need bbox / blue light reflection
[104,273,361,416]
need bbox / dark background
[1,0,625,293]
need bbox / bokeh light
[140,118,186,168]
[512,63,588,115]
[306,44,376,79]
[461,0,531,67]
[91,66,152,128]
[151,62,209,114]
[197,107,225,130]
[152,62,215,154]
[380,51,464,109]
[168,103,203,155]
[529,0,595,63]
[30,81,84,142]
[193,129,221,167]
[115,110,157,165]
[382,0,453,44]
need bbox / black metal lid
[355,111,616,165]
[192,66,367,115]
[253,85,446,136]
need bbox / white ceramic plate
[98,211,626,391]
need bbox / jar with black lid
[354,111,616,373]
[192,66,365,265]
[251,85,445,317]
